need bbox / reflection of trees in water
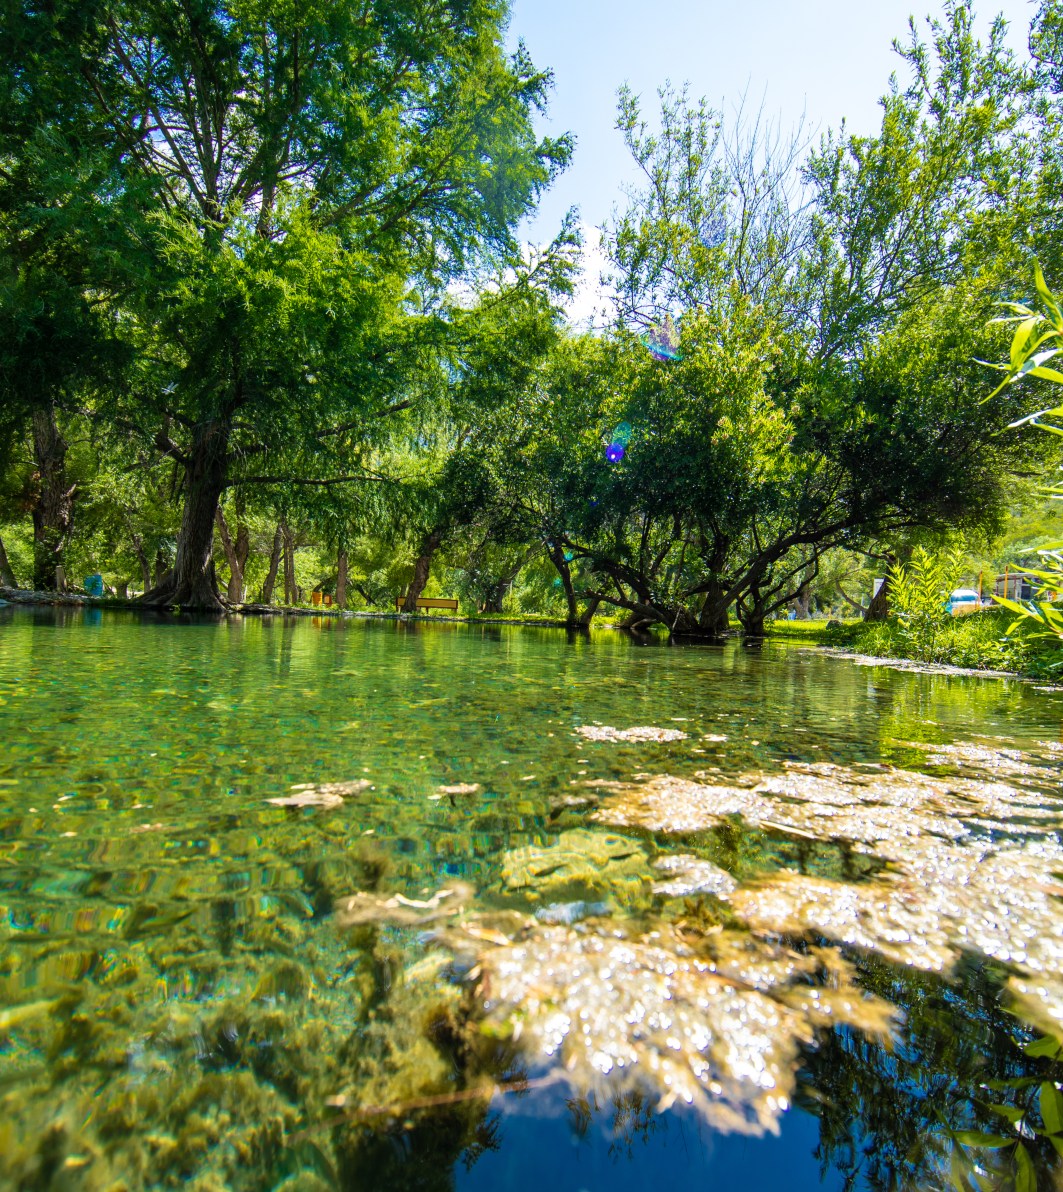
[802,954,1061,1190]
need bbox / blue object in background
[83,573,104,597]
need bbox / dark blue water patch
[453,1086,840,1190]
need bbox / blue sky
[507,0,1036,246]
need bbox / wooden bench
[395,595,459,613]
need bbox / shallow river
[2,606,1063,1190]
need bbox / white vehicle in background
[946,588,982,616]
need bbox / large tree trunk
[153,548,169,588]
[30,405,75,591]
[215,505,250,603]
[336,548,348,609]
[261,524,282,603]
[141,419,229,611]
[403,527,444,612]
[793,584,812,620]
[697,582,731,635]
[0,533,18,587]
[737,580,767,637]
[865,578,890,621]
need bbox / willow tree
[8,0,569,608]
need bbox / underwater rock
[496,829,651,910]
[437,783,481,796]
[576,725,688,743]
[652,854,737,899]
[471,919,894,1135]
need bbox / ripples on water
[1,606,1062,1189]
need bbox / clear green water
[1,606,1062,1190]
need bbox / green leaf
[1025,1035,1063,1058]
[1012,317,1042,370]
[1041,1083,1063,1135]
[1050,1134,1063,1159]
[951,1130,1013,1148]
[1014,1141,1036,1192]
[1035,261,1062,323]
[949,1145,972,1191]
[987,1101,1025,1124]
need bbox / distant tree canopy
[0,0,1058,625]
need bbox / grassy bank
[764,620,853,643]
[821,607,1062,677]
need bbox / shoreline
[0,587,577,629]
[4,589,1058,684]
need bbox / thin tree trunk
[261,524,282,603]
[336,548,348,609]
[30,404,75,591]
[481,548,533,614]
[403,527,444,612]
[282,520,296,605]
[835,580,867,616]
[215,506,250,604]
[129,534,151,591]
[141,418,229,610]
[577,593,601,627]
[546,542,579,624]
[0,532,18,587]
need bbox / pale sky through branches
[507,0,1036,322]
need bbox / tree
[4,0,571,609]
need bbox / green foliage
[888,546,963,662]
[828,606,1058,676]
[985,261,1063,658]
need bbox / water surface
[1,607,1062,1190]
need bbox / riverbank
[818,607,1062,679]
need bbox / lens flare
[641,316,681,362]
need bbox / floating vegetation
[576,725,689,743]
[534,899,610,925]
[467,919,895,1135]
[651,854,737,899]
[437,782,482,795]
[590,755,1063,1032]
[335,881,475,928]
[268,779,372,810]
[593,760,1057,848]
